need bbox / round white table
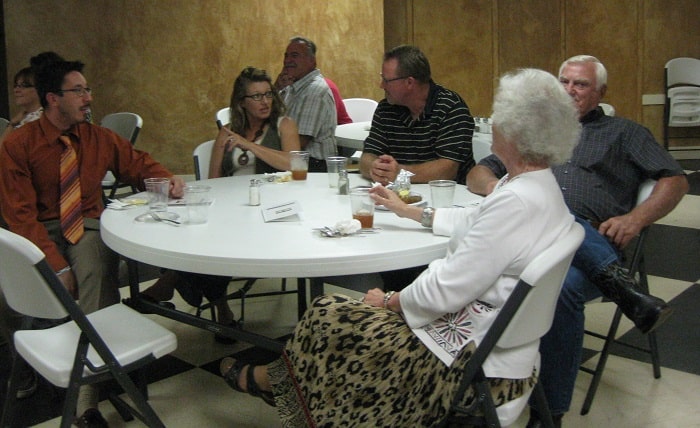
[102,173,481,278]
[335,121,371,150]
[101,173,481,350]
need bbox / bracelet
[55,266,72,276]
[420,207,435,228]
[383,291,396,309]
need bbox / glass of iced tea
[350,188,375,229]
[289,151,309,180]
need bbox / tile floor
[19,163,700,427]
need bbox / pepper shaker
[338,169,349,195]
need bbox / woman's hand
[362,288,401,313]
[370,185,427,224]
[215,127,246,152]
[362,288,386,307]
[369,184,402,210]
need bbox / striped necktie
[59,135,84,244]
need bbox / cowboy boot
[591,263,673,334]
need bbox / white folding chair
[342,98,378,122]
[100,112,143,198]
[0,228,177,428]
[193,140,215,180]
[216,107,231,129]
[579,179,662,415]
[663,57,700,149]
[439,222,585,427]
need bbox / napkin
[334,219,362,235]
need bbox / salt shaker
[337,169,349,195]
[249,179,261,206]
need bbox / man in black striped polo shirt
[360,45,475,185]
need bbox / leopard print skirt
[267,294,535,427]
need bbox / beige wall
[3,0,385,174]
[384,0,700,147]
[5,0,700,172]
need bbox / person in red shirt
[0,55,184,426]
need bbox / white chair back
[342,98,378,122]
[100,112,143,144]
[0,117,9,129]
[497,222,585,349]
[665,57,700,87]
[193,140,215,180]
[665,57,700,127]
[216,107,230,129]
[0,228,68,319]
[636,179,656,207]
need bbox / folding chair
[100,112,143,199]
[579,179,662,415]
[662,57,700,149]
[438,222,584,427]
[216,107,230,129]
[342,98,378,122]
[0,228,177,428]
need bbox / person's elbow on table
[466,165,499,196]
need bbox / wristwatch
[420,207,435,228]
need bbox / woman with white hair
[220,68,580,427]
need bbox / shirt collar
[38,114,82,144]
[423,80,440,117]
[580,106,605,124]
[289,69,321,93]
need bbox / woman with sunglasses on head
[209,66,301,177]
[1,67,43,146]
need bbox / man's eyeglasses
[244,91,274,101]
[380,74,409,84]
[58,87,92,97]
[14,83,34,89]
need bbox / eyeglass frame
[380,74,410,84]
[57,87,93,97]
[243,91,275,101]
[13,83,35,89]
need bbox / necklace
[237,124,266,166]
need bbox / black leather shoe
[592,263,673,334]
[15,363,38,399]
[74,408,108,428]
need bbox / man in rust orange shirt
[0,57,184,424]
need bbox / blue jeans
[536,217,621,415]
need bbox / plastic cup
[350,188,375,229]
[184,184,212,224]
[429,180,456,208]
[290,151,310,181]
[144,177,170,212]
[326,156,348,188]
